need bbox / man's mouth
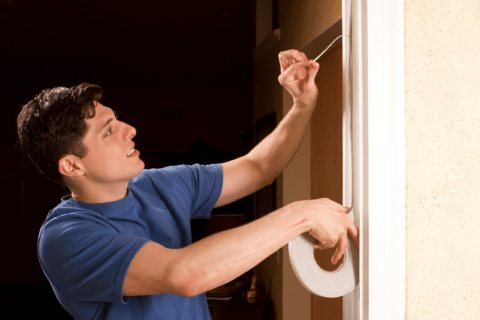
[127,148,135,157]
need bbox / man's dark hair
[16,83,104,186]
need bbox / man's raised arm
[214,50,320,208]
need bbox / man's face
[79,102,144,184]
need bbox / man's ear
[58,155,85,178]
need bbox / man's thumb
[307,61,320,83]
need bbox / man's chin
[131,161,145,178]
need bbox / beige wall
[405,0,480,319]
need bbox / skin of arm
[123,49,360,297]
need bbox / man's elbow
[180,283,203,298]
[167,264,210,298]
[248,156,276,188]
[258,170,276,190]
[123,242,208,298]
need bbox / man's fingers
[294,51,307,62]
[279,50,309,72]
[278,49,307,62]
[347,220,360,248]
[278,60,312,83]
[332,233,348,265]
[324,198,349,212]
[307,61,320,84]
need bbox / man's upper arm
[39,219,150,304]
[214,155,269,208]
[123,241,183,297]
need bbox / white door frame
[342,1,406,319]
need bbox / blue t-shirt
[37,164,223,320]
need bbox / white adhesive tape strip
[313,34,349,63]
[288,211,359,298]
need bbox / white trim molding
[342,0,357,319]
[344,0,405,319]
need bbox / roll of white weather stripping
[288,210,359,298]
[288,33,359,297]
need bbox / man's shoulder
[40,197,114,241]
[45,196,96,221]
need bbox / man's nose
[124,125,136,142]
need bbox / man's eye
[106,127,113,136]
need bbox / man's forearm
[247,104,314,184]
[173,201,311,297]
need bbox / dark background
[0,0,273,318]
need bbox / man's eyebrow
[98,108,117,133]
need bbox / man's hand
[278,49,320,110]
[293,198,359,265]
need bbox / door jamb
[342,1,406,319]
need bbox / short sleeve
[187,164,224,219]
[38,214,150,304]
[137,163,223,220]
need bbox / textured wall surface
[404,0,480,319]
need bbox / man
[17,49,359,319]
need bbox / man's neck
[70,181,130,204]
